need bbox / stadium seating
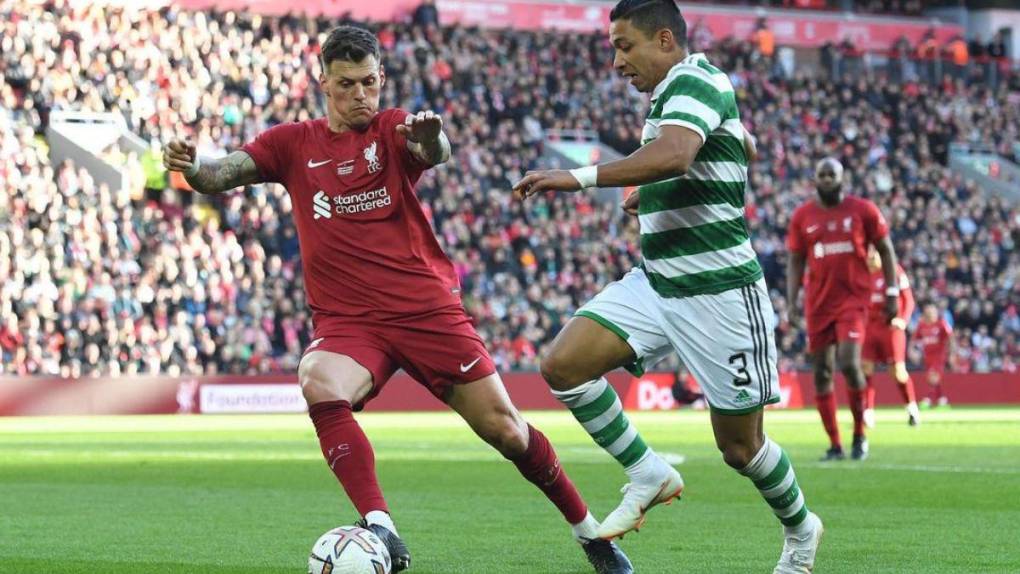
[1,2,1017,376]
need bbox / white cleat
[596,458,684,540]
[773,512,824,574]
[863,407,876,429]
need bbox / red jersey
[242,110,460,324]
[867,264,914,328]
[916,317,953,361]
[787,196,889,318]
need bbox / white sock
[623,449,661,483]
[365,510,397,536]
[570,511,600,542]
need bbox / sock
[898,378,917,405]
[552,377,650,468]
[509,424,589,525]
[848,386,866,438]
[570,511,600,542]
[365,510,398,536]
[864,375,876,411]
[814,392,841,449]
[740,437,811,534]
[308,400,388,516]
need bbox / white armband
[569,165,599,189]
[185,156,201,178]
[885,286,900,297]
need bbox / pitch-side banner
[173,0,961,52]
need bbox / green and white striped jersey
[638,53,762,298]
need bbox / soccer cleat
[357,519,411,572]
[581,538,634,574]
[818,446,845,462]
[851,436,869,461]
[920,397,933,409]
[863,407,876,429]
[907,402,921,427]
[773,512,824,574]
[596,458,684,540]
[937,397,951,409]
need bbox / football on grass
[308,526,392,574]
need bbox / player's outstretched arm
[163,140,262,194]
[397,110,451,166]
[512,125,703,199]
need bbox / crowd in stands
[1,1,1017,377]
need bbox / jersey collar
[651,52,709,103]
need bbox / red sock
[309,400,388,516]
[864,375,877,411]
[848,387,866,438]
[898,377,916,404]
[509,424,588,525]
[815,392,841,449]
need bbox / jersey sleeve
[658,69,730,143]
[786,207,806,254]
[241,122,299,184]
[862,200,890,243]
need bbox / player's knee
[539,349,584,391]
[481,414,528,458]
[718,440,759,470]
[894,363,909,383]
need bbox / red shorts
[305,308,497,408]
[923,355,947,377]
[861,324,907,364]
[806,308,867,354]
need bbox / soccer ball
[308,526,392,574]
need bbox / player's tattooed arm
[398,110,451,166]
[409,130,451,166]
[163,140,262,195]
[186,151,262,195]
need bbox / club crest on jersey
[364,141,381,173]
[843,216,852,232]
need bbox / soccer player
[162,26,632,574]
[861,246,920,427]
[787,158,901,462]
[512,2,823,571]
[915,302,955,408]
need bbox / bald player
[787,158,901,461]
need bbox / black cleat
[819,446,845,461]
[851,436,869,461]
[357,519,411,572]
[582,538,634,574]
[908,413,920,427]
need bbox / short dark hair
[321,25,380,69]
[609,0,686,47]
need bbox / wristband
[569,165,599,189]
[885,286,900,297]
[185,156,201,178]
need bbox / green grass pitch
[2,408,1019,573]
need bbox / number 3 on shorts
[728,352,752,387]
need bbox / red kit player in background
[861,246,920,427]
[162,25,632,574]
[915,302,956,408]
[787,158,902,462]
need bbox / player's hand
[621,190,640,216]
[512,169,582,200]
[891,317,907,330]
[885,296,899,324]
[396,110,443,144]
[787,305,802,330]
[163,139,197,173]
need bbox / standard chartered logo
[313,187,392,220]
[313,190,332,220]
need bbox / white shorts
[576,268,780,414]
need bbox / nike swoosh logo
[806,225,819,233]
[307,159,331,168]
[459,357,482,373]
